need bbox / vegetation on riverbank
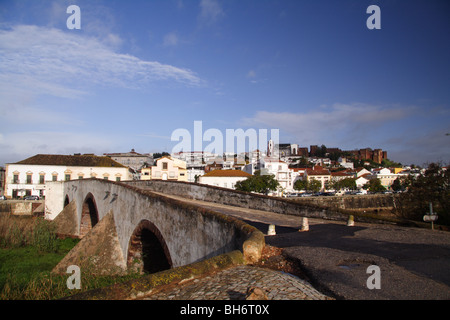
[0,214,140,300]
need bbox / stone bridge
[46,179,265,276]
[46,178,365,277]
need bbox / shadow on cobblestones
[226,290,246,300]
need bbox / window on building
[26,174,32,184]
[116,177,121,182]
[78,176,83,180]
[103,176,109,180]
[52,175,58,181]
[13,174,19,184]
[39,175,45,184]
[65,174,71,181]
[162,162,168,170]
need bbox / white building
[141,156,187,182]
[304,165,331,191]
[355,175,370,189]
[4,154,132,199]
[370,168,399,189]
[198,169,251,189]
[104,149,152,171]
[338,157,354,170]
[355,168,371,177]
[260,157,295,192]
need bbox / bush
[0,215,58,252]
[0,214,33,248]
[32,218,57,253]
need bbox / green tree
[308,179,322,193]
[152,152,170,160]
[235,172,279,195]
[396,163,450,226]
[365,178,386,193]
[293,179,308,192]
[315,145,327,158]
[391,178,403,192]
[332,178,356,191]
[293,178,321,193]
[381,158,402,168]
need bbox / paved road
[153,192,450,300]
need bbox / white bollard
[347,215,355,226]
[299,217,309,232]
[267,224,276,235]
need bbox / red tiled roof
[306,165,330,176]
[14,154,125,168]
[331,171,351,177]
[203,169,251,177]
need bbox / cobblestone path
[143,266,332,300]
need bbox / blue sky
[0,0,449,166]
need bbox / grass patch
[0,237,142,300]
[0,214,142,300]
[0,237,78,299]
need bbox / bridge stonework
[124,180,353,220]
[46,179,263,276]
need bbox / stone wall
[291,194,397,212]
[124,180,350,221]
[0,200,45,216]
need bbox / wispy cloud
[0,24,204,165]
[0,131,123,165]
[242,103,413,151]
[163,31,179,47]
[242,103,450,165]
[243,103,413,143]
[199,0,224,24]
[0,24,203,97]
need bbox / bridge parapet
[124,180,351,221]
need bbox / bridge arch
[127,219,172,274]
[64,195,70,207]
[80,192,99,237]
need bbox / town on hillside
[1,141,443,200]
